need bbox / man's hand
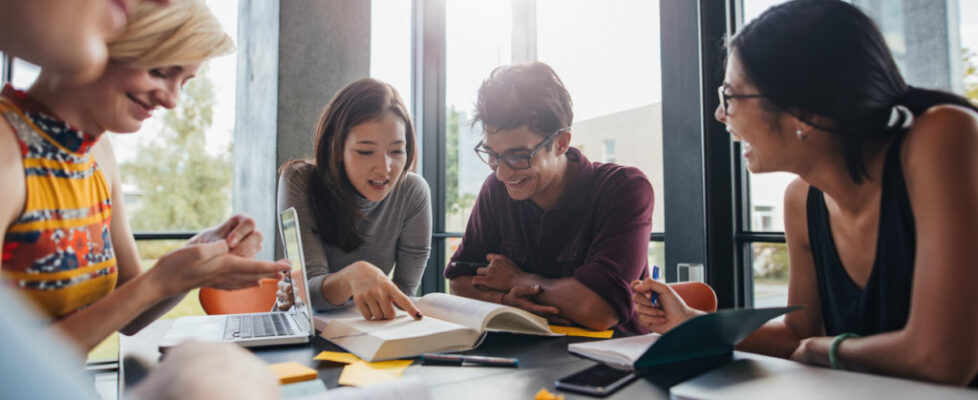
[188,214,263,258]
[471,253,529,291]
[502,285,560,317]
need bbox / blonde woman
[0,0,288,353]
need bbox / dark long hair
[281,78,417,252]
[730,0,978,183]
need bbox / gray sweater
[277,162,432,310]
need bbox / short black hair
[473,61,573,139]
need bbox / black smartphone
[448,260,489,275]
[555,364,638,397]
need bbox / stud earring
[796,128,806,140]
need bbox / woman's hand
[189,214,263,258]
[275,278,296,311]
[345,261,422,321]
[129,341,279,400]
[149,240,290,296]
[630,278,703,333]
[790,336,832,367]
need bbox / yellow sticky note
[549,325,614,339]
[337,360,412,386]
[268,362,318,384]
[365,359,413,369]
[534,388,565,400]
[314,351,361,364]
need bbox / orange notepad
[268,362,318,384]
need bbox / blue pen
[650,265,660,306]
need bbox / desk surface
[120,315,976,400]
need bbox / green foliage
[753,242,789,281]
[964,48,978,105]
[120,67,231,232]
[446,107,476,213]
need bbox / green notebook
[568,306,801,370]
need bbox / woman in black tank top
[630,0,978,387]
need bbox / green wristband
[829,333,860,370]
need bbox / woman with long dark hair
[632,0,978,386]
[277,78,431,321]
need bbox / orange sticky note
[268,362,318,384]
[549,325,614,339]
[534,388,565,400]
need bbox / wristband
[829,333,859,370]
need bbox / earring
[796,128,806,140]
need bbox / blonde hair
[107,0,234,69]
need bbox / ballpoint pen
[421,353,519,368]
[651,265,660,306]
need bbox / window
[537,0,665,239]
[443,0,511,235]
[738,0,973,306]
[10,57,40,88]
[602,140,616,163]
[370,0,413,112]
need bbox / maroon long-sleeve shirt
[446,148,654,333]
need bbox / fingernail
[415,312,422,319]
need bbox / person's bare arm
[790,107,978,386]
[89,139,189,335]
[738,177,825,358]
[0,118,27,272]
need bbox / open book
[569,306,801,370]
[316,293,560,361]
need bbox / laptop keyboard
[224,313,299,340]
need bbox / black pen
[421,353,519,367]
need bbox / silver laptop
[159,207,314,348]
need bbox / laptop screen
[279,207,313,334]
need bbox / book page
[417,293,556,335]
[416,293,504,331]
[320,311,477,361]
[567,333,661,370]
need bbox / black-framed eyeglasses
[474,127,567,170]
[718,85,765,116]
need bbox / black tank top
[807,132,915,336]
[807,132,978,387]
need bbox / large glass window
[537,0,665,270]
[443,0,511,234]
[370,0,413,112]
[739,0,974,306]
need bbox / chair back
[670,281,718,313]
[199,278,280,315]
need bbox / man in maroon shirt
[445,62,654,333]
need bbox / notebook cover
[635,306,802,369]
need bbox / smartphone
[555,364,638,397]
[448,260,489,275]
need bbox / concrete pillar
[234,0,371,261]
